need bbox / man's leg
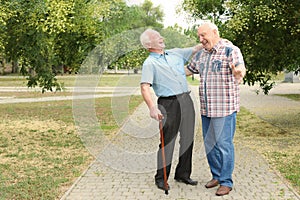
[155,98,180,185]
[202,115,222,180]
[215,112,236,188]
[175,95,195,179]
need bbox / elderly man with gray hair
[187,21,246,196]
[139,28,201,191]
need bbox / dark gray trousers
[155,93,195,182]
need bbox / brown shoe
[205,179,219,188]
[216,185,232,196]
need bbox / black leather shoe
[155,181,170,190]
[174,177,198,185]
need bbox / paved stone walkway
[60,82,300,200]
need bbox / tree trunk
[11,60,19,73]
[0,57,4,75]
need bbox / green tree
[54,0,101,74]
[2,0,85,92]
[109,0,164,71]
[224,0,300,93]
[0,1,12,74]
[141,0,164,26]
[1,0,123,91]
[182,0,226,22]
[0,0,166,91]
[182,0,300,94]
[162,26,197,48]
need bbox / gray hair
[201,21,220,36]
[140,28,158,49]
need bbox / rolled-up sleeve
[140,60,154,86]
[187,51,202,74]
[232,47,245,67]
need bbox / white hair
[140,28,159,49]
[201,21,220,36]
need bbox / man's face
[149,31,165,50]
[197,25,216,51]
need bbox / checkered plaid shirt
[187,39,245,117]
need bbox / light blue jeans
[201,112,236,188]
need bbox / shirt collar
[213,40,223,52]
[150,51,168,58]
[203,39,224,53]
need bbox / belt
[159,91,191,99]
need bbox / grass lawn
[0,74,143,199]
[275,93,300,101]
[0,74,299,198]
[236,106,300,193]
[188,75,300,193]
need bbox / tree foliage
[224,0,300,93]
[182,0,226,21]
[182,0,300,94]
[109,0,164,71]
[0,0,164,92]
[1,0,100,92]
[162,26,198,48]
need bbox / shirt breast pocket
[211,59,231,85]
[212,60,222,72]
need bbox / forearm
[184,65,193,76]
[231,63,246,84]
[236,64,246,77]
[141,83,163,120]
[140,83,155,110]
[192,44,202,55]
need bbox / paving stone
[61,84,300,200]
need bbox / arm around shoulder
[184,65,194,76]
[192,44,203,55]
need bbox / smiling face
[149,31,165,52]
[140,29,165,54]
[197,23,220,51]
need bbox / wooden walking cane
[159,118,169,195]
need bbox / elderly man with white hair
[187,22,246,196]
[140,28,201,191]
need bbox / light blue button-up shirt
[141,47,193,97]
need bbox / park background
[0,0,299,199]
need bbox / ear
[213,29,218,36]
[145,42,152,49]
